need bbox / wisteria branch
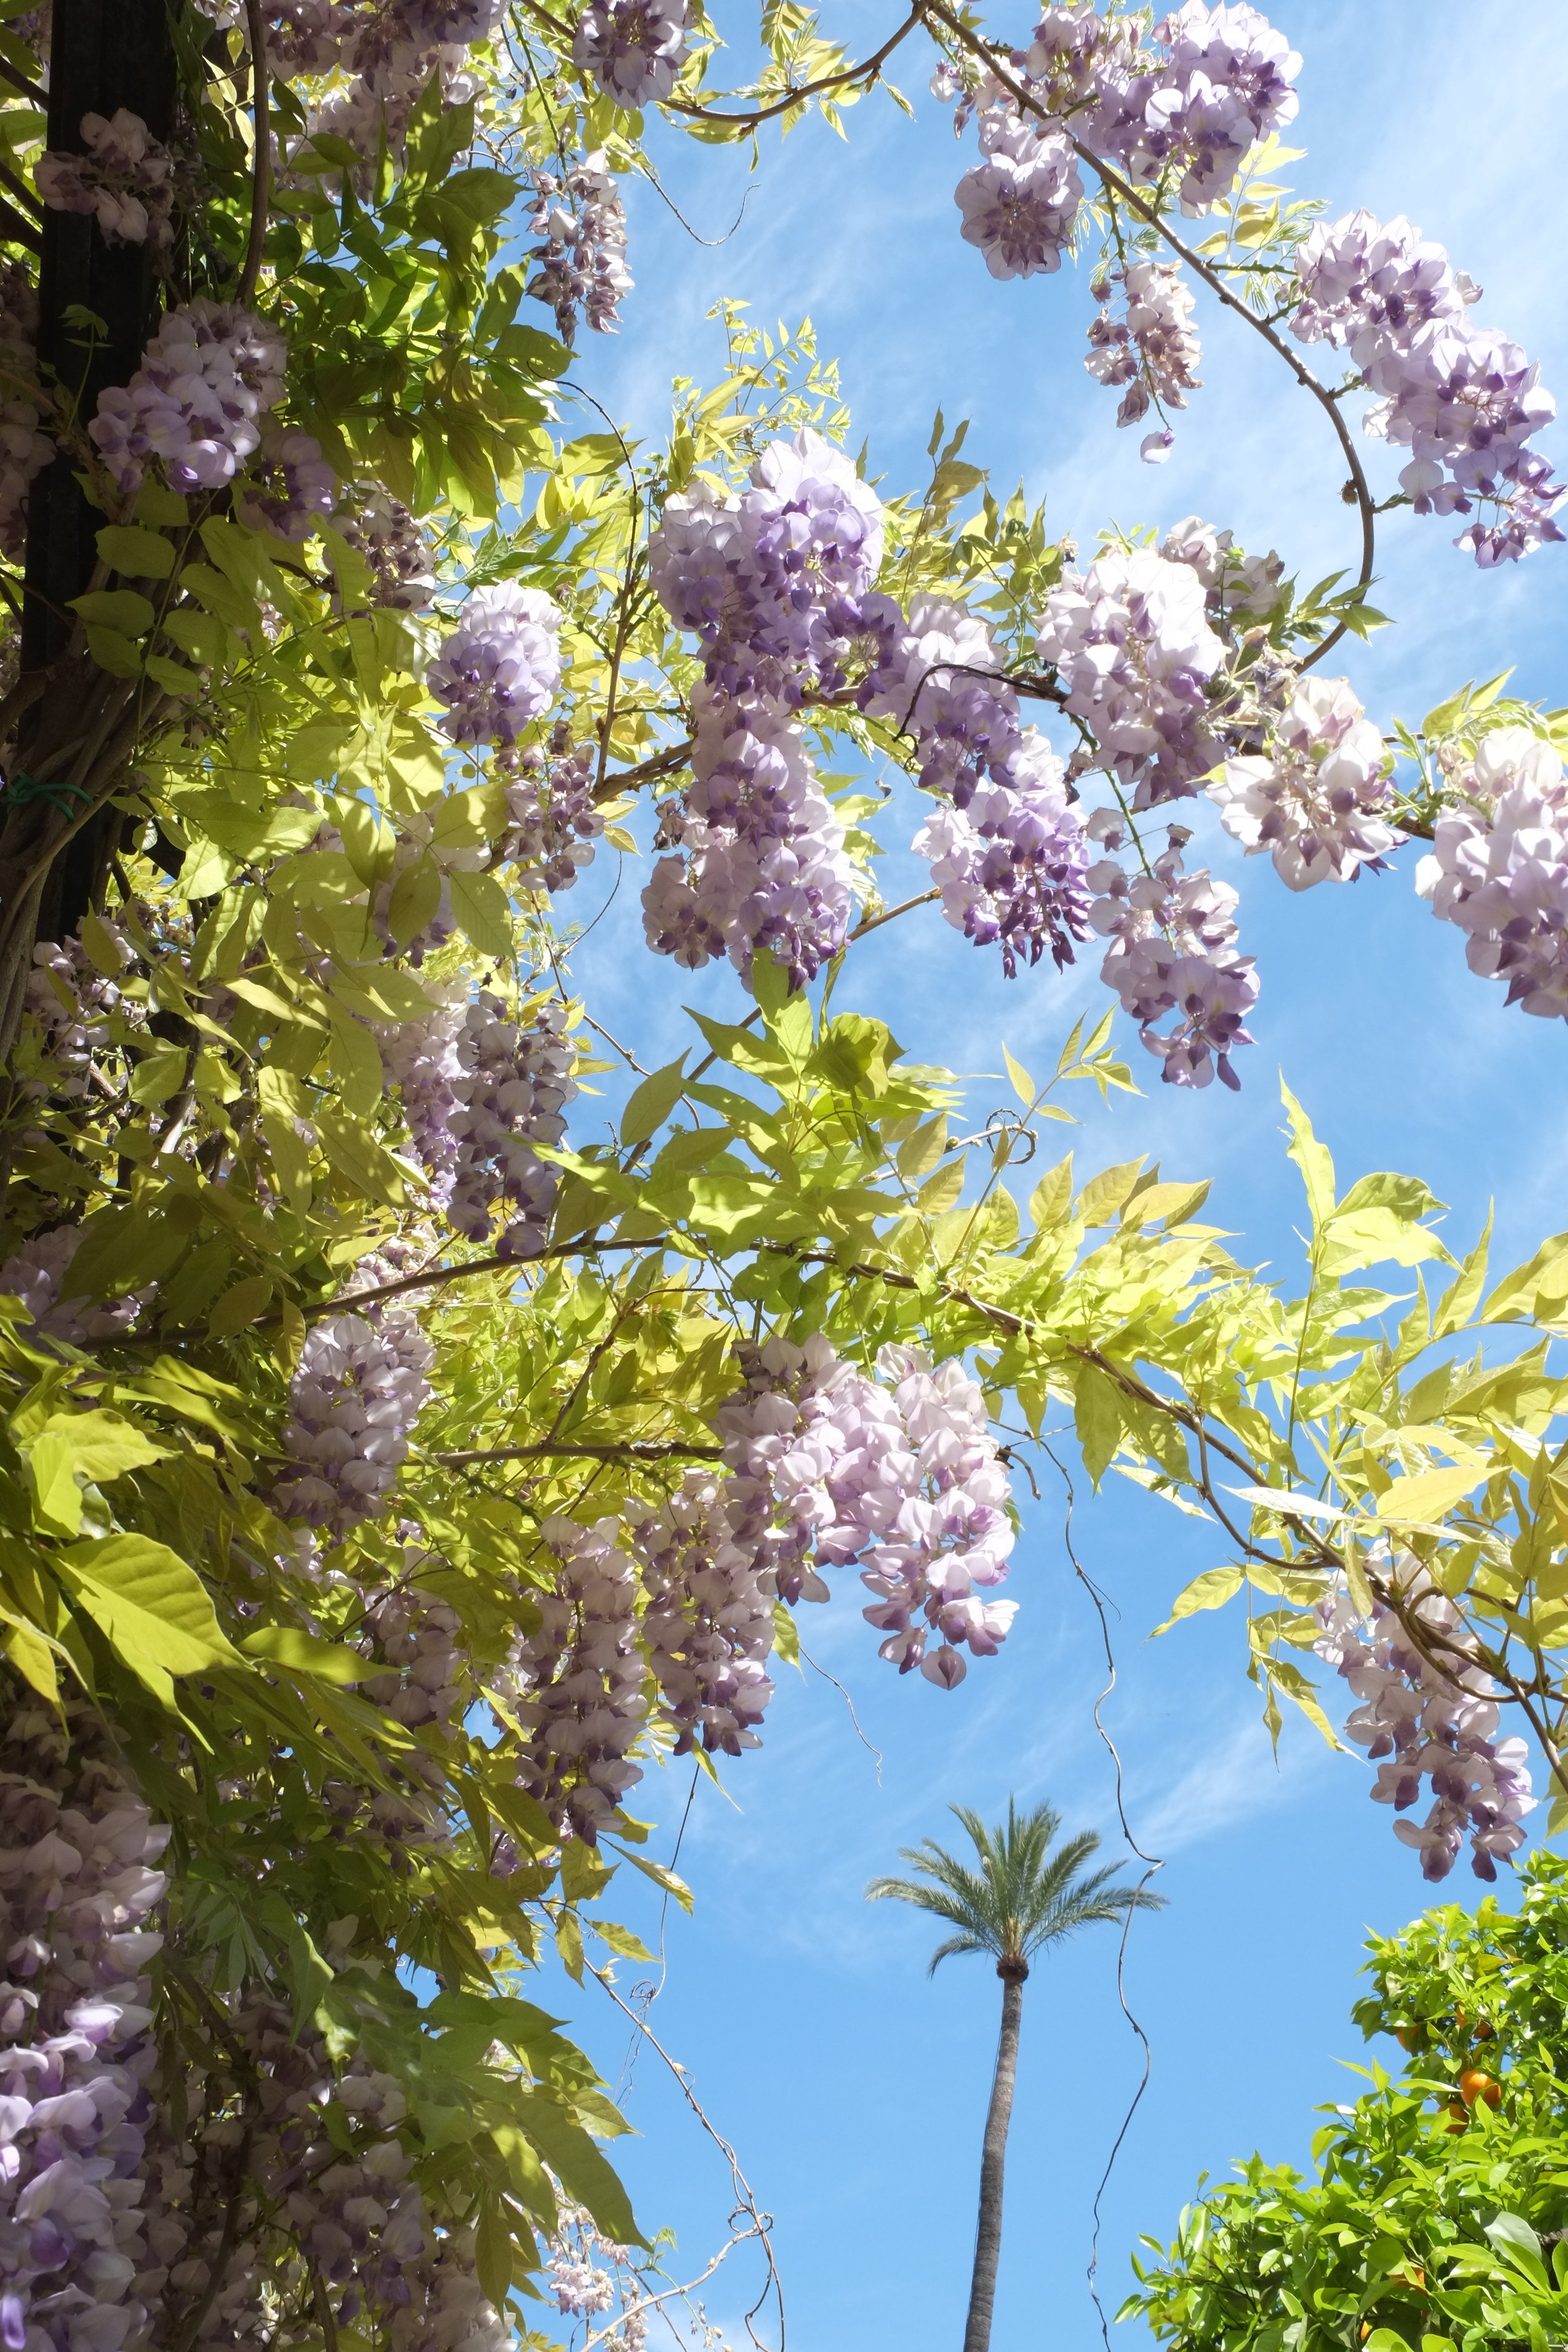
[919,0,1377,668]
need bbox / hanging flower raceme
[266,1284,435,1542]
[526,155,633,342]
[912,729,1093,977]
[642,686,854,992]
[35,109,174,246]
[88,299,289,498]
[1036,546,1226,808]
[506,732,603,893]
[649,427,884,704]
[1159,512,1285,632]
[331,480,437,610]
[572,0,690,106]
[426,583,564,757]
[497,1515,648,1845]
[1291,208,1564,564]
[714,1338,1019,1688]
[0,1687,169,2352]
[861,592,1020,807]
[1087,811,1258,1088]
[1315,1564,1535,1882]
[946,3,1298,314]
[1209,674,1402,888]
[377,981,464,1204]
[1085,260,1202,432]
[1414,726,1568,1018]
[625,1473,777,1757]
[955,105,1083,280]
[445,995,577,1259]
[0,1223,152,1349]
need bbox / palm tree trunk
[963,1965,1025,2352]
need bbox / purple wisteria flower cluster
[649,426,884,707]
[1037,543,1226,805]
[546,2200,647,2351]
[646,426,876,986]
[331,480,437,610]
[911,728,1093,977]
[216,0,504,193]
[1209,672,1401,889]
[572,0,691,109]
[426,583,564,759]
[1086,258,1202,437]
[35,110,174,248]
[526,156,633,342]
[0,264,54,563]
[88,300,295,501]
[955,107,1083,280]
[643,685,854,991]
[714,1335,1019,1688]
[445,994,576,1260]
[267,1300,434,1542]
[234,425,339,543]
[859,591,1093,975]
[375,982,464,1205]
[940,2,1300,320]
[1315,1568,1535,1882]
[1160,511,1285,628]
[21,923,139,1104]
[505,733,603,894]
[1291,209,1564,565]
[625,1473,778,1757]
[376,989,577,1252]
[140,1989,509,2347]
[0,1225,152,1350]
[0,1688,169,2352]
[499,1514,649,1845]
[1087,808,1258,1088]
[1414,726,1568,1019]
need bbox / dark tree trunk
[25,0,174,678]
[0,0,176,1046]
[963,1961,1026,2352]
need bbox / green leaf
[1281,1080,1335,1232]
[1002,1044,1034,1106]
[605,1844,695,1914]
[208,1276,275,1335]
[1153,1563,1245,1634]
[82,623,144,679]
[446,868,512,959]
[511,2093,645,2247]
[771,1599,801,1668]
[620,1056,689,1146]
[1029,1155,1074,1230]
[95,525,176,578]
[28,1412,171,1535]
[58,1534,243,1705]
[71,588,156,637]
[240,1626,367,1683]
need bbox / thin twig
[429,1439,723,1465]
[1042,1439,1163,2352]
[798,1644,882,1781]
[920,0,1377,669]
[587,1962,785,2352]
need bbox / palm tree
[866,1798,1165,2352]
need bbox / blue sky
[517,8,1568,2349]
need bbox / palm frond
[867,1794,1164,1976]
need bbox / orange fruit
[1458,2070,1502,2109]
